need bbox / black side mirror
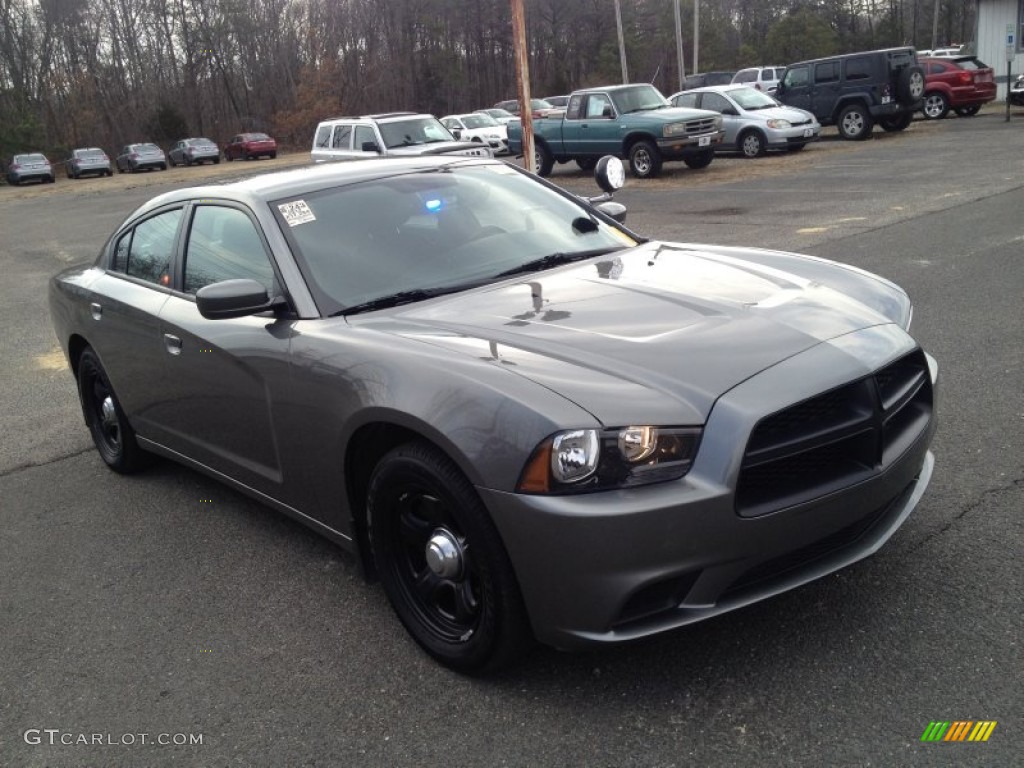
[596,201,627,224]
[452,129,462,139]
[196,279,283,320]
[361,141,381,153]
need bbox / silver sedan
[670,84,821,157]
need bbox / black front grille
[737,350,932,517]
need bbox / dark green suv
[775,48,925,140]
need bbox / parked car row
[4,132,279,186]
[683,48,994,127]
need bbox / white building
[975,0,1024,98]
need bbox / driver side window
[183,206,278,296]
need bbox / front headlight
[518,426,702,494]
[766,118,792,129]
[663,122,689,137]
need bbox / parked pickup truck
[507,83,724,178]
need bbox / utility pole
[510,0,535,173]
[674,0,686,90]
[931,0,940,50]
[693,0,700,76]
[614,0,629,83]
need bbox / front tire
[922,92,949,120]
[77,348,149,474]
[955,104,981,117]
[368,442,532,674]
[837,103,872,140]
[628,140,662,178]
[575,157,597,172]
[739,130,766,158]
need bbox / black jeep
[775,48,925,140]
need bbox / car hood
[352,242,908,425]
[624,106,721,124]
[744,105,816,123]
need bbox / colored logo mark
[921,721,997,742]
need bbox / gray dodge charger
[49,156,937,673]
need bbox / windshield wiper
[494,247,624,278]
[333,280,495,316]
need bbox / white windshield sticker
[278,200,316,227]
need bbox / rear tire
[77,347,150,474]
[269,152,277,159]
[683,149,714,169]
[879,113,913,131]
[837,103,873,140]
[954,105,981,117]
[533,142,554,177]
[922,92,949,120]
[575,157,597,172]
[628,140,662,178]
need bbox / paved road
[1,116,1021,767]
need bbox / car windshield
[485,109,513,119]
[272,163,636,315]
[138,143,160,152]
[729,88,779,110]
[248,133,271,140]
[953,57,987,70]
[461,114,497,129]
[530,99,553,109]
[610,84,670,114]
[77,149,105,158]
[18,154,47,163]
[378,117,455,148]
[189,139,216,147]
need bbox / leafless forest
[1,0,975,154]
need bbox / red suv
[223,132,278,161]
[919,56,995,119]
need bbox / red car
[919,56,996,119]
[223,132,278,161]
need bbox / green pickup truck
[507,83,724,178]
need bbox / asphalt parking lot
[1,113,1021,767]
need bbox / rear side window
[845,57,872,80]
[671,92,698,108]
[183,206,278,295]
[815,61,839,83]
[314,125,332,148]
[332,125,352,149]
[927,62,946,74]
[566,94,584,119]
[735,70,756,83]
[121,209,182,286]
[700,93,732,113]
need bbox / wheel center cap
[100,396,117,426]
[425,529,463,580]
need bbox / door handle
[163,334,183,355]
[90,302,102,320]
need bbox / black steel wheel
[368,442,532,673]
[77,347,149,474]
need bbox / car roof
[572,83,660,95]
[133,156,504,214]
[319,112,422,123]
[786,47,916,67]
